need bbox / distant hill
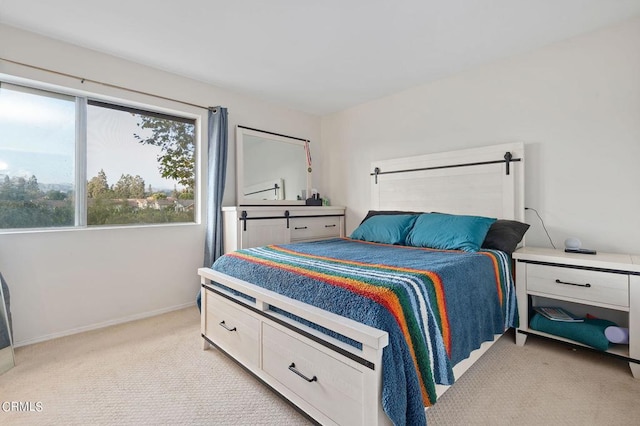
[39,182,74,193]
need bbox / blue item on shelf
[529,313,616,351]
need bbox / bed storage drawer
[290,216,342,242]
[262,324,364,426]
[526,264,629,308]
[204,291,260,367]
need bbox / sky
[0,86,75,185]
[0,85,188,191]
[86,104,185,191]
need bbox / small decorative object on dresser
[513,246,640,377]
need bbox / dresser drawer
[205,291,260,367]
[290,216,342,241]
[527,264,629,308]
[262,324,364,426]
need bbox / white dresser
[513,247,640,377]
[222,206,346,253]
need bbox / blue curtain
[197,107,228,310]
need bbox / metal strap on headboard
[371,151,521,184]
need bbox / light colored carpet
[427,329,640,425]
[0,307,309,426]
[1,307,639,425]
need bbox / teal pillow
[349,214,417,245]
[405,213,496,252]
[529,313,616,351]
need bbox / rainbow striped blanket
[212,238,517,426]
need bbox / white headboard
[371,142,525,221]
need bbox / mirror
[0,273,14,375]
[236,126,311,205]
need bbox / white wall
[0,24,321,346]
[320,18,640,255]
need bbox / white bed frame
[199,142,525,425]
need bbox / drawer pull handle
[219,321,237,332]
[288,363,317,383]
[294,226,308,230]
[324,224,336,228]
[555,279,591,288]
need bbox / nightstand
[513,247,640,377]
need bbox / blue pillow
[350,214,417,245]
[405,213,496,252]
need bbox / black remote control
[564,248,597,255]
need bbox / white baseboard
[14,302,196,348]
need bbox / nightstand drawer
[527,264,629,308]
[290,216,341,241]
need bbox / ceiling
[2,0,640,115]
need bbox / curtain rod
[0,57,216,112]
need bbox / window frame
[0,78,201,233]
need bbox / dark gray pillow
[481,219,530,254]
[360,210,422,225]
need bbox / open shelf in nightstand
[517,327,632,360]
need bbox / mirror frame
[236,125,311,206]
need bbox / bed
[199,142,526,425]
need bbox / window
[0,84,76,228]
[86,101,196,226]
[0,82,196,230]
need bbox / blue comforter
[212,238,517,426]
